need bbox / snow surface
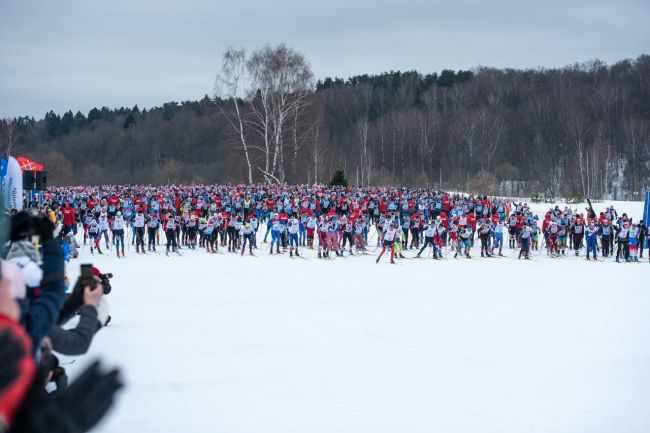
[60,199,650,433]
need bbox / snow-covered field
[61,199,650,433]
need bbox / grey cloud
[1,0,648,118]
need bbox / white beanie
[1,260,27,299]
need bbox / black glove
[11,361,123,433]
[0,329,26,393]
[55,361,122,431]
[58,270,99,325]
[52,366,69,391]
[57,287,84,325]
[32,216,54,242]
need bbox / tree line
[2,45,649,200]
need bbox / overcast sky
[1,0,648,118]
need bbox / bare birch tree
[2,118,21,157]
[215,48,253,183]
[247,44,313,183]
[563,109,591,197]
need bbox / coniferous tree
[329,170,348,187]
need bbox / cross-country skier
[615,222,630,262]
[376,220,398,264]
[287,216,300,257]
[455,225,473,258]
[585,221,599,260]
[492,216,505,256]
[628,223,640,262]
[164,213,178,254]
[416,220,435,259]
[134,210,146,253]
[518,225,532,259]
[477,217,493,257]
[240,222,254,256]
[113,211,126,258]
[147,213,160,252]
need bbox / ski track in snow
[60,199,650,433]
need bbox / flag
[16,156,44,171]
[643,191,650,227]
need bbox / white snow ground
[60,199,650,433]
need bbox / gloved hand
[11,361,123,433]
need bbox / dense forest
[2,46,649,200]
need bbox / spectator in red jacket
[61,202,76,236]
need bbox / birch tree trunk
[214,48,253,183]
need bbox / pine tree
[123,113,136,129]
[329,170,348,186]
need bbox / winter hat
[5,241,43,288]
[9,211,35,242]
[1,260,27,300]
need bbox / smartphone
[80,264,98,290]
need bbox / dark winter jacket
[47,305,99,356]
[19,239,66,354]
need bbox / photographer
[6,212,66,354]
[0,264,36,431]
[46,280,102,356]
[0,212,124,433]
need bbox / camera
[58,264,99,325]
[99,272,113,295]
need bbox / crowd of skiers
[2,183,643,433]
[0,209,122,433]
[30,184,649,265]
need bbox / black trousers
[147,228,157,250]
[136,227,145,250]
[165,229,177,251]
[616,240,629,261]
[418,236,434,255]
